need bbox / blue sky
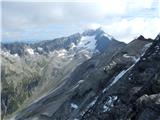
[1,0,160,43]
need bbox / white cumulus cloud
[1,0,160,42]
[101,17,160,43]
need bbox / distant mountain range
[1,28,159,120]
[1,28,123,56]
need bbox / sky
[1,0,160,43]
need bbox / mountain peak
[137,35,145,40]
[136,35,153,42]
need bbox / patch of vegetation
[1,67,41,118]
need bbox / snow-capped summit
[1,28,118,57]
[77,35,97,51]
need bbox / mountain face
[2,29,157,120]
[1,28,126,119]
[79,34,160,120]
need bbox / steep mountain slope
[12,34,153,120]
[79,34,160,120]
[1,28,126,119]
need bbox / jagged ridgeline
[1,28,124,119]
[1,29,159,120]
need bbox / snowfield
[77,36,96,51]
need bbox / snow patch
[70,43,76,49]
[103,33,113,40]
[90,98,97,106]
[37,47,43,51]
[26,48,34,55]
[141,43,152,54]
[1,50,10,56]
[78,80,84,84]
[144,43,152,49]
[110,56,141,87]
[103,105,109,112]
[71,84,80,91]
[84,54,92,59]
[103,96,118,112]
[71,103,78,109]
[123,54,137,62]
[77,36,96,51]
[110,70,127,86]
[102,87,107,93]
[57,49,67,57]
[1,50,19,58]
[13,53,18,57]
[88,97,98,107]
[102,56,141,94]
[70,80,85,91]
[108,96,118,106]
[50,49,68,57]
[123,54,132,58]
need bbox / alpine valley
[1,28,160,120]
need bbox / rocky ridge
[12,34,156,120]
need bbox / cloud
[101,17,160,43]
[127,0,153,9]
[4,0,156,30]
[2,1,125,29]
[1,0,160,42]
[83,23,101,30]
